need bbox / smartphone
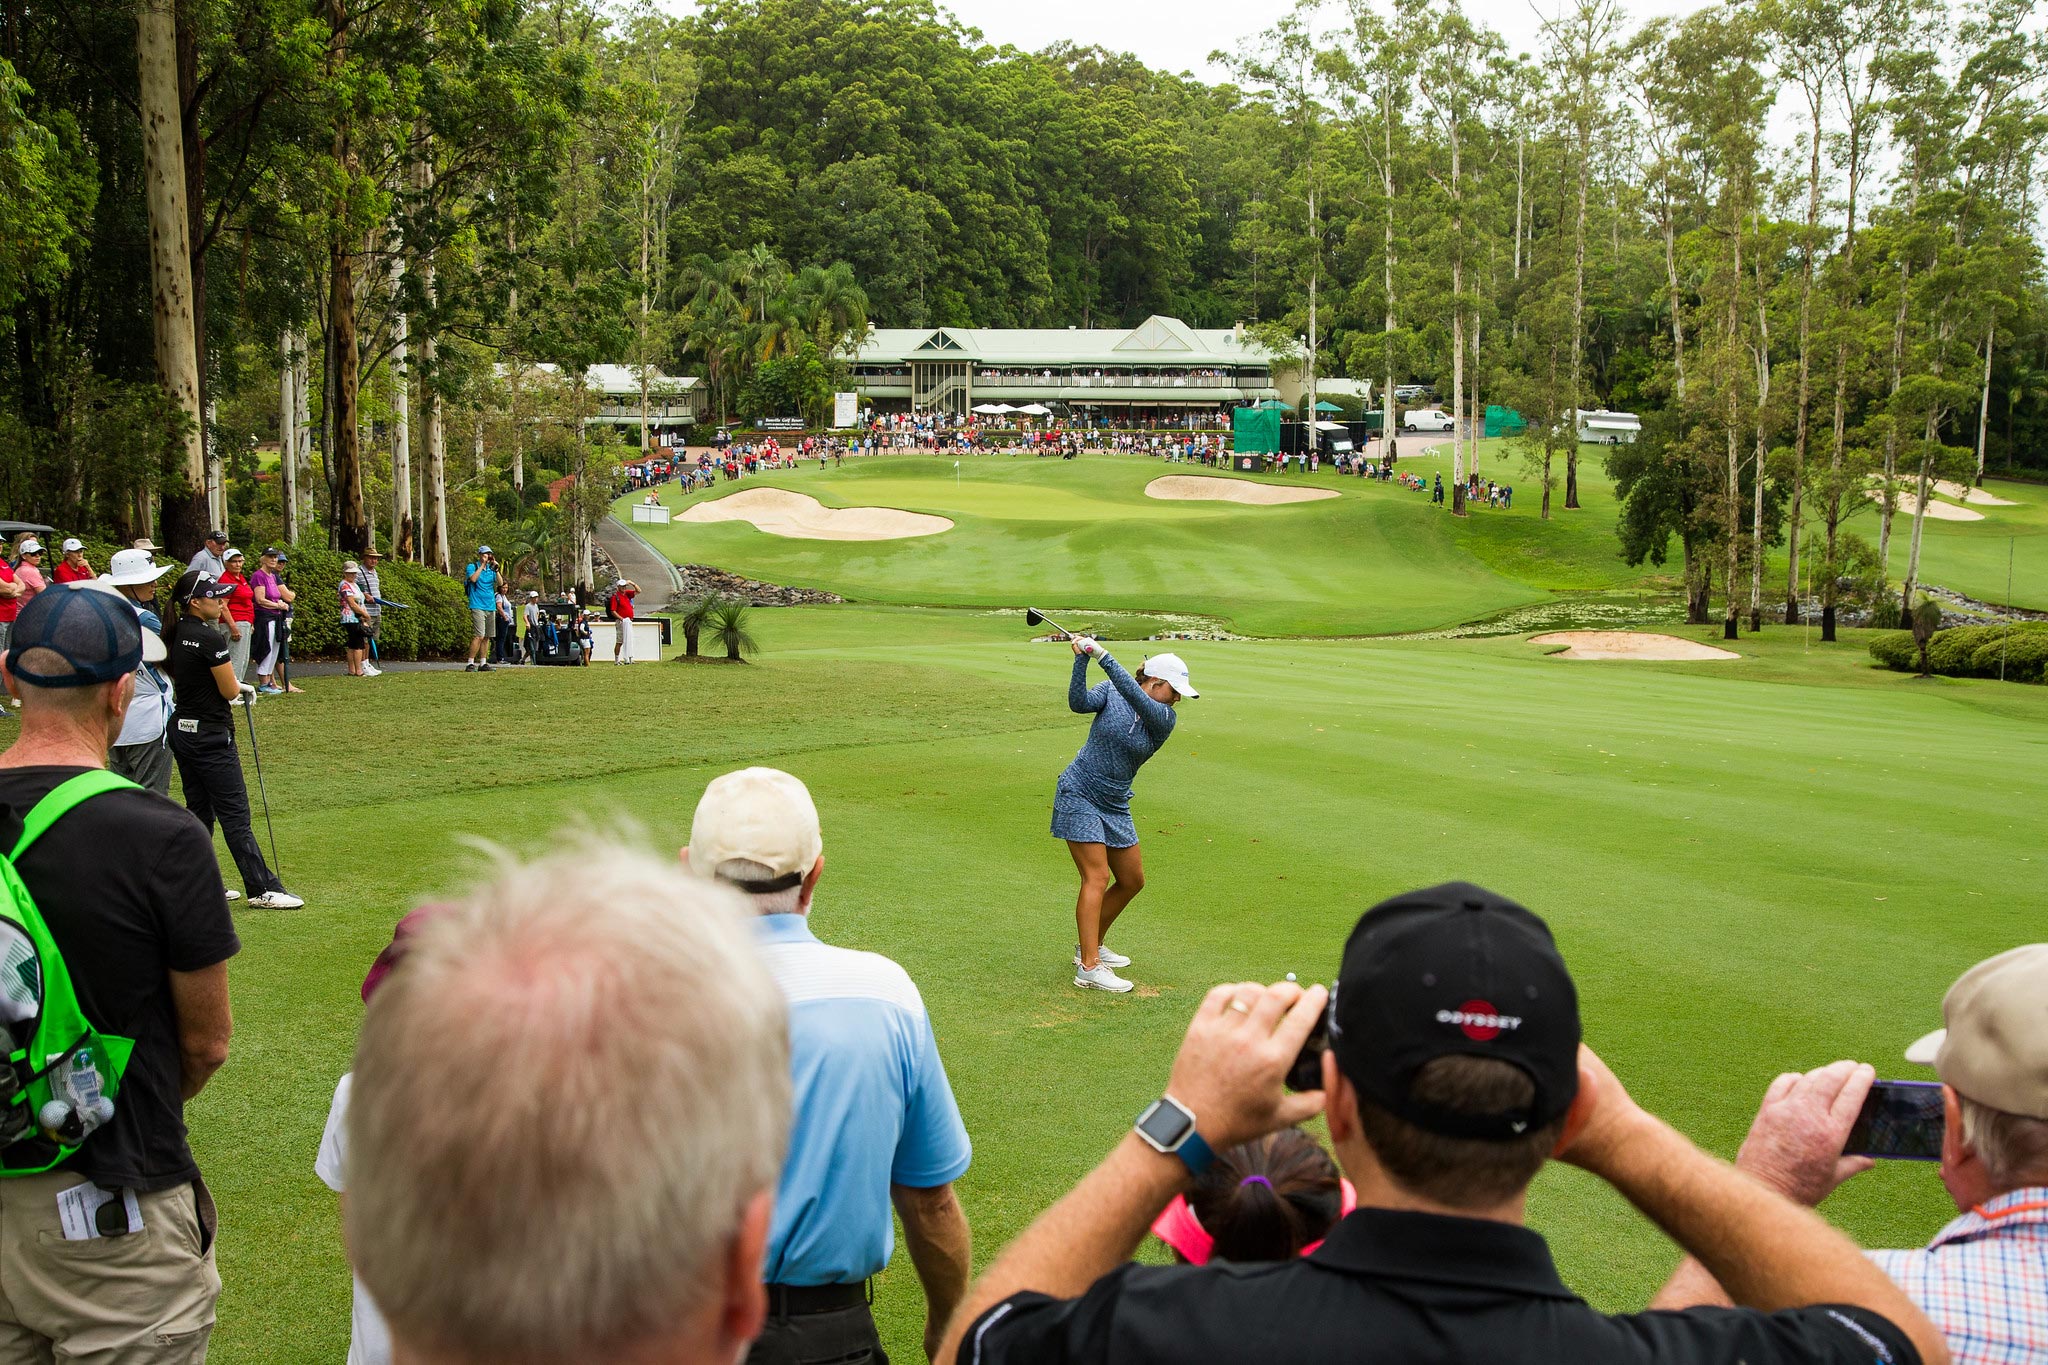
[1843,1080,1945,1160]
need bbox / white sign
[833,392,858,429]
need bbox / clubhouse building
[849,315,1285,420]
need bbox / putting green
[624,452,1657,636]
[197,610,2048,1363]
[1876,476,2048,611]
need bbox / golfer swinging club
[1053,632,1196,993]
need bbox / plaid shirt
[1870,1186,2048,1365]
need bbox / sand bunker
[1145,475,1339,506]
[1530,631,1740,661]
[1865,490,1985,522]
[1933,480,2018,506]
[680,487,952,541]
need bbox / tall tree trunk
[1381,97,1397,462]
[1449,121,1465,517]
[1879,269,1911,571]
[1899,414,1938,620]
[420,194,448,572]
[1724,229,1742,642]
[326,0,366,556]
[280,331,299,534]
[391,250,413,561]
[1821,141,1866,643]
[1662,204,1685,400]
[1975,324,1993,487]
[293,335,313,538]
[1786,98,1822,624]
[1565,110,1589,511]
[137,0,206,557]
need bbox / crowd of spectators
[0,562,2041,1362]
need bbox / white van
[1400,408,1456,433]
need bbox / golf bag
[531,608,580,665]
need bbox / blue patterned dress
[1050,651,1177,848]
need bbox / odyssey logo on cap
[1439,1000,1523,1041]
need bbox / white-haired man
[685,767,973,1365]
[1655,944,2047,1364]
[346,846,791,1365]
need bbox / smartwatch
[1133,1095,1215,1176]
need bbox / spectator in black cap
[0,581,239,1359]
[943,882,1949,1365]
[186,531,228,581]
[167,570,303,909]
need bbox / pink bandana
[1151,1178,1358,1265]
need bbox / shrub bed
[274,549,470,660]
[1868,622,2048,683]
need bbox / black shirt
[961,1208,1918,1365]
[169,613,232,727]
[0,767,239,1191]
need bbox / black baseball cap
[1331,882,1580,1141]
[173,569,235,603]
[5,582,166,687]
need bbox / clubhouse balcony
[851,316,1282,418]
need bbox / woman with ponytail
[1151,1127,1355,1265]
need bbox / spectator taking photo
[1654,942,2048,1364]
[941,882,1951,1365]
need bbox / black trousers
[747,1286,887,1365]
[169,721,282,896]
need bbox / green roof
[856,315,1277,367]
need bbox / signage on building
[757,416,806,432]
[833,392,858,428]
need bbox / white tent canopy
[971,402,1015,415]
[1016,402,1053,415]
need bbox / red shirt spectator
[0,560,17,624]
[222,572,254,623]
[52,539,95,583]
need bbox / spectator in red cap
[1655,943,2048,1365]
[944,882,1950,1365]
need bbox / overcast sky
[661,1,1723,81]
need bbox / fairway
[625,452,1660,636]
[194,608,2048,1362]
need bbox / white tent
[972,402,1016,415]
[1016,402,1053,415]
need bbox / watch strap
[1175,1129,1216,1177]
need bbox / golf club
[241,691,282,875]
[1024,607,1078,640]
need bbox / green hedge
[273,549,471,660]
[1868,622,2048,683]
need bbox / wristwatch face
[1135,1098,1194,1152]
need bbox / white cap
[1143,652,1199,699]
[105,548,171,586]
[17,539,41,555]
[688,768,822,890]
[224,547,244,562]
[342,561,360,574]
[60,538,83,553]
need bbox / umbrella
[971,403,1005,415]
[1253,399,1289,410]
[1017,402,1052,415]
[1313,400,1344,412]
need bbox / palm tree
[680,594,717,658]
[783,262,871,359]
[504,505,562,593]
[710,597,758,661]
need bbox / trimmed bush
[1870,622,2048,684]
[273,548,470,660]
[1867,631,1917,671]
[1970,631,2048,684]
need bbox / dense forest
[1,0,2044,633]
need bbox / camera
[1286,981,1333,1092]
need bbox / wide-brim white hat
[105,548,171,586]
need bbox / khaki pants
[0,1172,219,1364]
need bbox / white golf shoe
[249,890,305,909]
[1073,962,1134,993]
[1074,944,1131,968]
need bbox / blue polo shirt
[464,563,497,611]
[752,913,972,1286]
